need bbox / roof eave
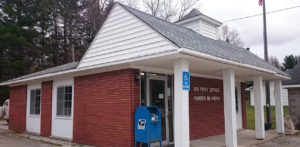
[175,15,222,26]
[179,48,290,80]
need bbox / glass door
[147,75,169,143]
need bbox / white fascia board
[176,15,222,27]
[178,48,290,80]
[1,49,180,86]
[283,85,300,88]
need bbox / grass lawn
[246,100,289,130]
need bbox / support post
[274,80,285,133]
[223,69,237,147]
[174,59,190,147]
[253,75,265,139]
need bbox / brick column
[41,81,53,137]
[9,85,27,132]
[241,83,247,129]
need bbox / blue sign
[182,71,190,90]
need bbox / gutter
[179,48,291,80]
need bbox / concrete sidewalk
[190,129,283,147]
[0,120,92,147]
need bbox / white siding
[180,20,200,34]
[200,21,218,40]
[250,82,289,106]
[178,18,219,40]
[77,4,178,68]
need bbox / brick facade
[41,81,53,137]
[189,76,225,140]
[241,83,247,129]
[73,69,140,147]
[9,85,27,132]
[7,71,247,145]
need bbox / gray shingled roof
[177,9,203,22]
[119,3,289,77]
[283,63,300,85]
[3,62,78,83]
[175,8,221,24]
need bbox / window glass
[57,86,72,117]
[235,87,238,112]
[30,89,41,115]
[140,72,146,106]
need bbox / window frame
[29,88,41,116]
[56,85,73,118]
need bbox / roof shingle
[119,3,289,77]
[3,62,78,83]
[283,63,300,85]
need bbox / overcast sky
[198,0,300,63]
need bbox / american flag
[259,0,263,6]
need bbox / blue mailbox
[134,106,162,147]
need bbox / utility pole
[262,0,271,128]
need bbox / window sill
[55,116,72,120]
[28,115,40,118]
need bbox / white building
[1,3,289,147]
[247,81,289,106]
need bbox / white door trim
[26,83,42,134]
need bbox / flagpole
[262,0,272,128]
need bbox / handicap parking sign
[182,71,190,90]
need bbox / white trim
[283,85,300,88]
[176,15,222,26]
[131,65,223,80]
[1,50,179,86]
[179,48,290,80]
[1,46,290,86]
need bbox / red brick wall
[41,81,53,137]
[189,76,224,140]
[9,85,27,132]
[73,69,140,147]
[241,83,247,129]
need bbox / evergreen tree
[282,55,299,71]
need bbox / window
[235,87,238,112]
[57,86,72,117]
[30,89,41,115]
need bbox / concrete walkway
[0,120,92,147]
[190,129,283,147]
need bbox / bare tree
[219,25,244,47]
[117,0,138,7]
[269,56,281,69]
[178,0,201,20]
[160,0,177,21]
[143,0,162,17]
[142,0,200,21]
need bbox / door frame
[146,74,170,144]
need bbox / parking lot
[0,120,86,147]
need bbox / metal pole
[262,0,271,126]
